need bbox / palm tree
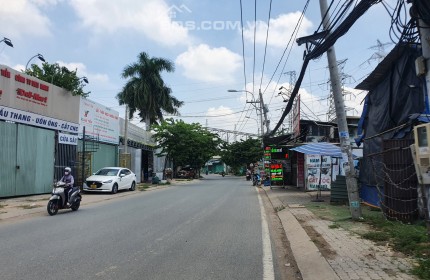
[117,52,183,130]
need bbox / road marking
[256,187,275,280]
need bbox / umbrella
[290,142,344,158]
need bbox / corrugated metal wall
[91,142,117,173]
[15,125,55,195]
[0,122,17,197]
[0,122,55,197]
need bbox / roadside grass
[305,203,430,279]
[137,181,171,191]
[137,183,152,191]
[17,204,40,209]
[25,198,46,202]
[0,204,6,209]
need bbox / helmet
[64,167,71,173]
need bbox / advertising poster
[306,154,321,191]
[320,155,332,190]
[306,154,332,190]
[79,98,119,144]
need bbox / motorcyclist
[60,167,74,206]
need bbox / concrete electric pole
[259,89,270,135]
[413,1,430,234]
[319,0,362,219]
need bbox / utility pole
[246,99,264,142]
[259,89,270,135]
[415,5,430,103]
[319,0,362,219]
[413,1,430,234]
[124,105,129,154]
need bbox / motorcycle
[246,171,251,181]
[221,171,225,177]
[252,173,261,186]
[47,181,82,216]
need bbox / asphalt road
[0,175,275,280]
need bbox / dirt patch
[301,224,337,260]
[16,204,42,209]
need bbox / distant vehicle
[177,166,195,179]
[84,167,136,194]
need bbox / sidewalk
[263,185,418,280]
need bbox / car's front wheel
[129,181,136,191]
[111,183,118,194]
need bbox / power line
[262,0,310,95]
[252,0,257,95]
[259,0,273,90]
[239,0,248,91]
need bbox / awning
[290,142,344,158]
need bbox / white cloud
[68,0,190,47]
[176,44,241,83]
[0,0,52,38]
[243,12,313,48]
[57,60,109,84]
[206,106,237,131]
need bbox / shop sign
[58,132,78,145]
[0,105,79,133]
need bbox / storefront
[76,98,120,184]
[119,119,155,183]
[0,64,80,197]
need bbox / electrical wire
[259,0,273,90]
[239,0,248,91]
[252,0,257,95]
[269,0,381,136]
[267,2,310,106]
[262,0,311,95]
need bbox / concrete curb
[262,186,340,280]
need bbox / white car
[84,167,136,194]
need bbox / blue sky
[0,0,401,136]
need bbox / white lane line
[256,187,275,280]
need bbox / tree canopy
[220,138,262,173]
[152,119,223,173]
[24,62,90,97]
[117,52,183,130]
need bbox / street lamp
[227,89,254,98]
[228,89,264,136]
[80,76,89,84]
[25,53,46,71]
[0,37,13,47]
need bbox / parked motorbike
[47,181,82,216]
[221,171,225,177]
[246,172,251,181]
[252,173,261,186]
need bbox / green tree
[117,52,183,131]
[220,138,262,174]
[152,119,223,177]
[24,62,90,97]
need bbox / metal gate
[0,121,55,197]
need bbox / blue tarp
[291,142,357,158]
